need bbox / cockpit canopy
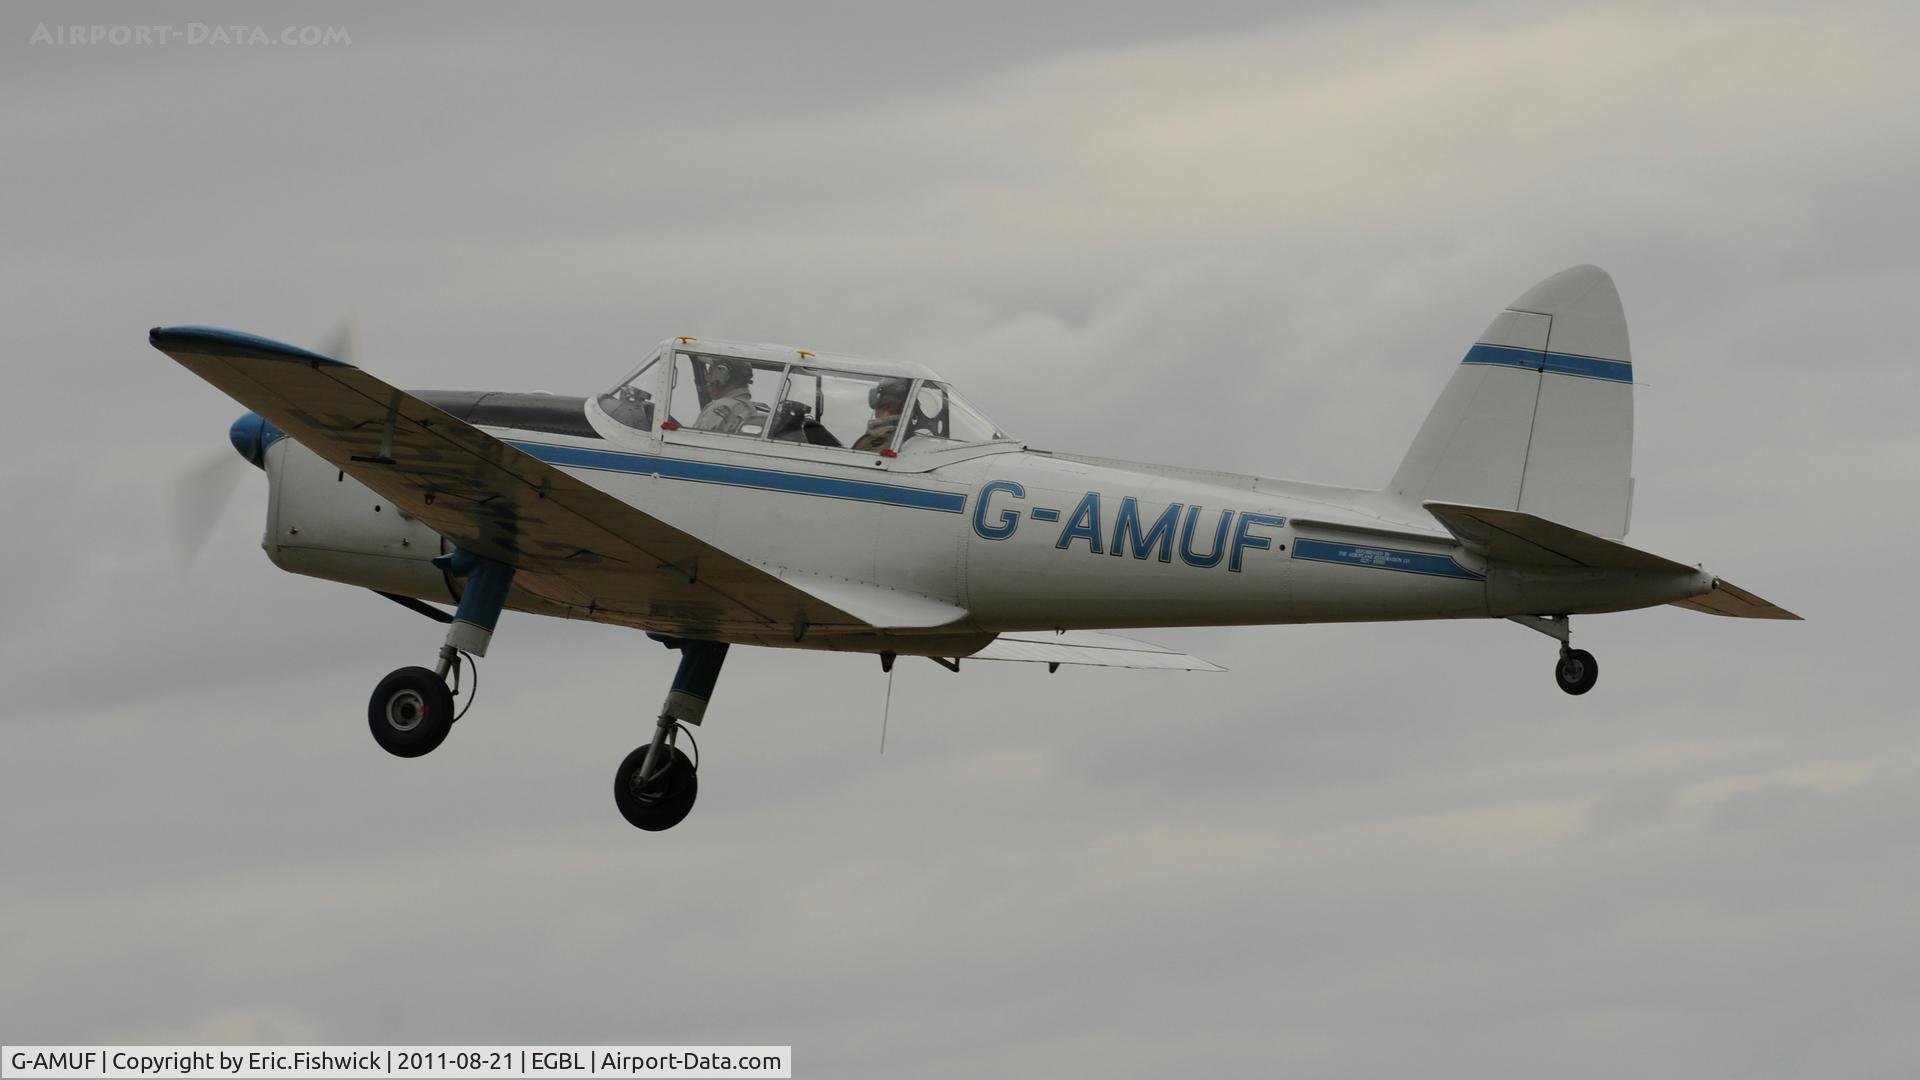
[597,339,1008,455]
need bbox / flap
[772,571,969,629]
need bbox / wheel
[613,744,698,831]
[1555,648,1599,696]
[368,666,455,757]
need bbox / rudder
[1388,265,1634,538]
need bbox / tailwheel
[368,666,454,757]
[1555,647,1599,696]
[614,741,698,831]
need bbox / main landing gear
[360,549,724,832]
[367,549,514,757]
[1508,615,1599,696]
[614,637,728,832]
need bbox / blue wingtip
[149,325,353,367]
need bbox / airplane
[151,264,1798,832]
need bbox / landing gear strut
[367,549,514,757]
[1508,614,1599,696]
[615,638,728,831]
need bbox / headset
[706,357,749,389]
[868,378,912,409]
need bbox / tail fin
[1388,265,1634,538]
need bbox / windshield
[598,353,660,431]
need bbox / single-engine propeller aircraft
[153,265,1797,831]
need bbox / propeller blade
[318,311,361,366]
[166,315,354,573]
[166,445,250,573]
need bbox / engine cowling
[261,436,453,602]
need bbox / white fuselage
[260,395,1693,655]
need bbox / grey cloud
[4,2,1916,1077]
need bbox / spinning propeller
[166,314,359,571]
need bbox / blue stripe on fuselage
[1460,343,1632,383]
[1291,538,1484,580]
[505,440,967,513]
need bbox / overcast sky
[4,2,1917,1076]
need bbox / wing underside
[151,326,952,637]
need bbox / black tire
[1555,648,1599,696]
[368,666,455,757]
[613,744,698,831]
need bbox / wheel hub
[385,689,426,732]
[627,763,675,804]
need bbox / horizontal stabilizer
[969,630,1224,671]
[1425,501,1693,573]
[1428,501,1800,620]
[1670,579,1802,620]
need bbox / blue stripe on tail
[1461,343,1631,383]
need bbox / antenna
[879,665,896,753]
[879,652,897,753]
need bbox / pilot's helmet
[707,357,751,391]
[869,377,912,410]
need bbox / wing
[151,326,957,637]
[968,630,1224,671]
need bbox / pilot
[853,377,912,451]
[693,357,756,433]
